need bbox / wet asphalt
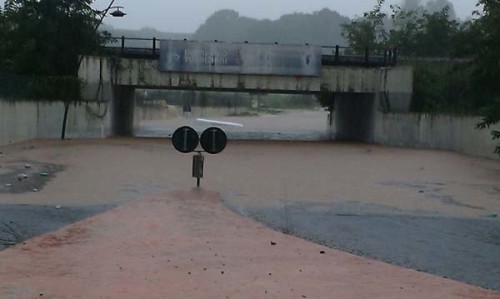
[0,160,115,250]
[222,199,500,291]
[0,203,114,251]
[1,190,499,291]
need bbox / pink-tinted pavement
[0,190,498,299]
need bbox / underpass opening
[334,93,377,142]
[131,89,329,141]
[111,85,136,136]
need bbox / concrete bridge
[78,38,413,140]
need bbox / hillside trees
[193,8,349,45]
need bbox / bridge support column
[335,93,376,142]
[111,85,136,136]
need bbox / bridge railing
[102,36,398,67]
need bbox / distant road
[135,109,331,140]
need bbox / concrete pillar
[111,85,135,136]
[335,93,376,142]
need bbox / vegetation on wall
[0,73,80,100]
[342,0,500,154]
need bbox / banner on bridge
[159,40,321,77]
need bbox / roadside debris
[17,173,28,181]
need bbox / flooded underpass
[132,89,331,140]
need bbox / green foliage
[0,0,110,101]
[477,98,500,155]
[0,73,81,100]
[343,1,460,56]
[409,61,481,114]
[401,7,459,56]
[343,0,500,155]
[470,0,500,95]
[26,76,81,100]
[472,0,500,155]
[0,0,107,76]
[342,0,389,52]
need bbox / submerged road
[1,190,499,299]
[0,139,499,297]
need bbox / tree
[342,0,388,52]
[342,0,459,56]
[0,5,8,70]
[413,7,459,57]
[387,4,459,56]
[473,0,500,155]
[0,0,107,76]
[477,99,500,155]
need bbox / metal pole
[121,35,125,55]
[152,37,157,58]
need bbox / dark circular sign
[172,126,199,153]
[200,127,227,154]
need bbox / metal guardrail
[102,37,398,67]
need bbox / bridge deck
[101,37,397,68]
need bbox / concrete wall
[0,98,253,146]
[0,99,109,146]
[79,56,413,96]
[2,98,498,161]
[374,113,500,160]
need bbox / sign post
[200,127,227,154]
[172,126,199,153]
[172,126,228,188]
[192,152,204,187]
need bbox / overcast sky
[94,0,478,33]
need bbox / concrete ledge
[79,56,413,95]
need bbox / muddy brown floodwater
[0,138,499,297]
